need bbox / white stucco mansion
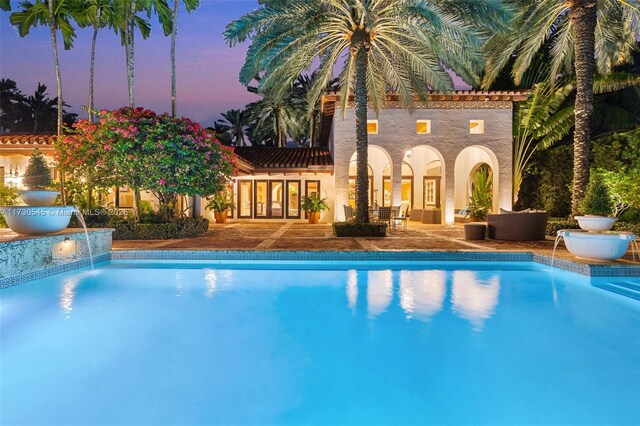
[0,90,527,224]
[217,90,527,225]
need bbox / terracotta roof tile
[0,133,56,146]
[234,147,333,170]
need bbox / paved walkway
[112,222,639,267]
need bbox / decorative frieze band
[339,100,513,110]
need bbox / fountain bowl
[0,206,76,235]
[18,190,60,206]
[558,230,636,262]
[574,215,617,232]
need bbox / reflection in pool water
[399,270,447,321]
[451,270,501,330]
[366,270,393,318]
[346,269,358,311]
[59,276,80,319]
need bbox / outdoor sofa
[487,211,548,241]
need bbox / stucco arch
[402,145,447,221]
[348,145,393,206]
[454,146,500,214]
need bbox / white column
[391,153,404,207]
[444,156,456,225]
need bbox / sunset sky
[1,0,470,127]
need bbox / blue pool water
[1,260,639,426]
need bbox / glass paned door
[254,180,284,218]
[238,181,252,218]
[255,180,268,218]
[286,181,301,218]
[423,177,441,208]
[270,180,284,219]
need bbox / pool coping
[2,249,638,289]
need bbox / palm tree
[513,72,640,204]
[115,0,166,108]
[246,84,300,148]
[0,79,27,132]
[73,0,118,121]
[215,109,251,146]
[483,0,640,215]
[293,73,339,147]
[169,0,199,117]
[225,0,511,223]
[10,0,77,136]
[25,83,58,133]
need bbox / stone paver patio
[112,222,639,267]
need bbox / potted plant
[206,191,235,224]
[20,148,59,206]
[301,194,329,224]
[467,168,493,221]
[575,173,616,232]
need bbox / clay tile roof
[0,133,57,146]
[234,147,333,170]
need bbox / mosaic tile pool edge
[0,253,111,289]
[2,250,638,288]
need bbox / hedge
[333,221,387,237]
[546,217,640,236]
[111,217,210,240]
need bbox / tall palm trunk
[570,0,597,216]
[170,0,178,117]
[48,0,66,204]
[353,37,369,224]
[123,0,141,218]
[89,23,99,122]
[126,0,135,108]
[275,111,284,147]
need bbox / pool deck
[111,222,639,268]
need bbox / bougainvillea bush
[58,107,237,221]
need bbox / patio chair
[344,205,354,221]
[391,205,408,230]
[377,206,392,225]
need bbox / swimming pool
[1,260,639,425]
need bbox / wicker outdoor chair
[487,211,548,241]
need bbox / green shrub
[0,183,20,228]
[111,217,209,240]
[612,222,640,235]
[333,221,387,237]
[545,218,580,236]
[579,173,613,216]
[546,217,640,236]
[23,148,53,189]
[539,145,573,217]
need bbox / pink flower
[159,179,166,185]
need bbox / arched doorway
[348,161,373,208]
[423,159,442,209]
[454,146,499,215]
[348,145,392,207]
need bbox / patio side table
[464,223,486,240]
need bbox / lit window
[469,120,484,134]
[367,120,378,134]
[416,119,431,134]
